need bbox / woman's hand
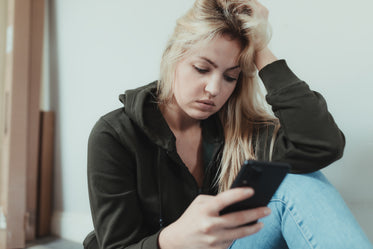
[250,0,270,52]
[253,0,269,25]
[251,0,278,70]
[158,188,271,249]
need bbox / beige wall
[0,0,8,208]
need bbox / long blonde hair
[157,0,279,192]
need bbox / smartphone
[219,160,290,220]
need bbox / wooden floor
[26,236,83,249]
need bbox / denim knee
[272,171,337,201]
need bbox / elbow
[286,130,346,174]
[310,129,346,170]
[326,129,346,163]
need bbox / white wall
[48,0,373,243]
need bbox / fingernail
[245,188,254,195]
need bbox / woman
[84,0,373,248]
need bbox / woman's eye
[224,75,237,82]
[194,66,209,74]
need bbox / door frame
[0,0,45,247]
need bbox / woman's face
[172,34,242,121]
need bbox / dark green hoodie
[83,60,345,249]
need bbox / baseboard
[51,211,94,243]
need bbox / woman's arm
[258,60,345,172]
[87,117,159,249]
[251,1,345,172]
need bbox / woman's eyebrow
[226,65,241,71]
[199,56,240,71]
[200,57,218,68]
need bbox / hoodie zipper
[165,150,201,195]
[166,139,223,195]
[156,141,223,229]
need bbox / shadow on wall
[48,0,64,214]
[323,135,373,243]
[0,0,7,211]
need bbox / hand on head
[250,0,271,52]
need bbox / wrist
[158,226,176,249]
[254,47,278,71]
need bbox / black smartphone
[219,160,290,219]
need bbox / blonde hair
[157,0,280,192]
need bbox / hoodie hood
[118,81,224,152]
[119,81,176,151]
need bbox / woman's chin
[188,110,215,121]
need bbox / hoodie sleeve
[258,60,345,173]
[86,117,161,249]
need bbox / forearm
[258,60,345,172]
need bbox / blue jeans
[229,171,373,249]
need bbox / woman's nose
[204,75,221,97]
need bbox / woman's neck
[159,102,201,133]
[159,101,204,188]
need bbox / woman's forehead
[185,35,242,66]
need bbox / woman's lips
[196,100,215,111]
[197,100,215,106]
